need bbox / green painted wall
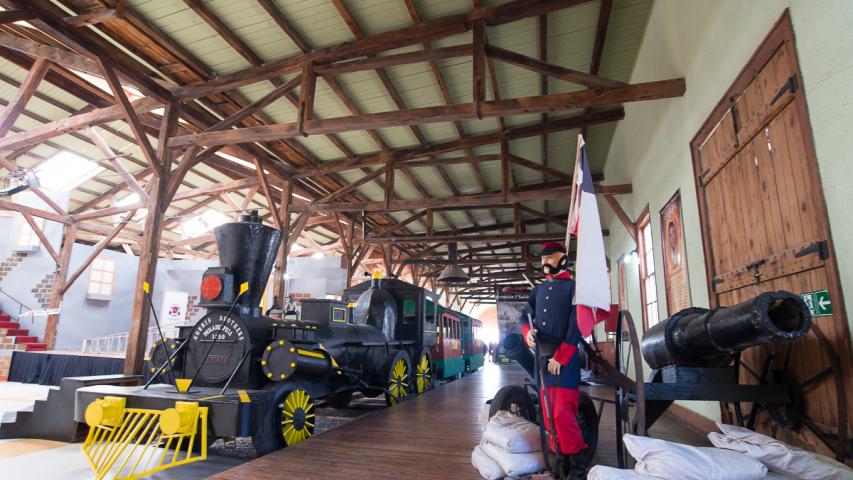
[599,0,853,422]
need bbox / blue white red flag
[567,135,611,337]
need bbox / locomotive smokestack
[214,210,282,317]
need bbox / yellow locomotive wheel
[415,353,432,394]
[279,389,315,446]
[386,356,411,406]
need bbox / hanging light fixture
[437,243,469,284]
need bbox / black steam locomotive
[75,211,447,454]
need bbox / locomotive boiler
[75,211,442,458]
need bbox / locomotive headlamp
[200,274,223,301]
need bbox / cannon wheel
[488,385,537,422]
[725,323,848,462]
[614,310,646,469]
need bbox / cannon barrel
[641,291,811,369]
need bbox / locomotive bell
[213,210,282,317]
[437,243,469,284]
[437,264,469,284]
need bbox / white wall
[600,0,853,422]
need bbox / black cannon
[594,291,849,467]
[641,291,811,369]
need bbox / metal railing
[0,287,34,322]
[81,324,187,355]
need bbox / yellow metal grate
[81,400,208,480]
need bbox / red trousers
[539,386,587,455]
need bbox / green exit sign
[801,290,833,317]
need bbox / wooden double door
[691,11,852,461]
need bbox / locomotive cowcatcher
[73,211,446,459]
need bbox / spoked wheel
[724,323,848,462]
[614,310,646,469]
[488,385,537,422]
[413,349,434,394]
[385,351,412,406]
[279,389,316,447]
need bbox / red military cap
[540,241,566,255]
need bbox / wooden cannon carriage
[579,291,848,468]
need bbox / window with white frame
[638,214,660,329]
[17,217,43,247]
[87,257,116,297]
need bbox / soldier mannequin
[520,242,588,474]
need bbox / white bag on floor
[481,440,545,477]
[709,423,853,480]
[483,410,541,453]
[623,434,767,480]
[587,465,659,479]
[472,444,505,480]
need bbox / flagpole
[565,133,584,248]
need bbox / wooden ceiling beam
[97,59,161,175]
[272,108,620,178]
[64,5,124,28]
[315,44,473,76]
[485,44,624,89]
[167,79,682,149]
[172,0,592,99]
[0,57,50,138]
[361,232,564,245]
[0,9,33,23]
[0,96,161,151]
[9,1,172,101]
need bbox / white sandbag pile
[709,422,853,480]
[587,465,659,479]
[623,434,768,480]
[471,411,545,479]
[483,410,541,453]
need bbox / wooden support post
[500,138,510,202]
[253,159,281,228]
[383,243,392,277]
[44,222,76,350]
[274,181,293,302]
[426,208,434,236]
[472,20,486,118]
[0,57,50,138]
[297,62,315,136]
[384,154,394,209]
[124,101,179,376]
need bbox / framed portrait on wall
[660,190,691,314]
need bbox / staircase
[0,375,143,442]
[0,310,47,381]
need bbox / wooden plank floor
[212,363,709,479]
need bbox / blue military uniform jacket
[520,276,582,388]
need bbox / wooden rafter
[0,96,161,152]
[97,58,161,174]
[21,212,59,263]
[0,57,50,138]
[167,79,683,148]
[171,0,592,99]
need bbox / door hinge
[770,75,798,105]
[795,240,830,260]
